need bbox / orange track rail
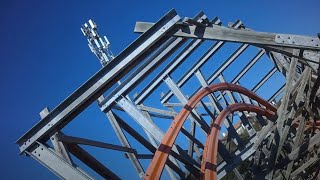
[201,103,276,179]
[143,83,276,179]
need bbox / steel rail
[202,103,276,180]
[143,83,276,179]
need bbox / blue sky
[1,0,320,179]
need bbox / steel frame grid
[16,9,320,180]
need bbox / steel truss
[17,9,320,180]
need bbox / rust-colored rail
[201,103,276,180]
[143,83,276,179]
[292,119,320,131]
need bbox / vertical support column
[39,107,73,164]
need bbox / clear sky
[1,0,320,179]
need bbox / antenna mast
[81,19,114,66]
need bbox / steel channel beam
[140,106,179,180]
[17,9,181,153]
[115,96,183,174]
[159,39,223,104]
[103,107,145,177]
[160,20,245,105]
[135,21,320,51]
[163,75,210,132]
[26,142,94,180]
[252,67,277,92]
[166,106,204,159]
[162,75,207,174]
[135,154,154,159]
[198,100,216,125]
[268,84,285,102]
[134,38,204,105]
[115,97,201,170]
[180,128,204,149]
[56,134,137,153]
[163,102,214,107]
[137,104,177,117]
[232,49,265,83]
[167,101,209,167]
[99,36,186,111]
[112,103,175,119]
[194,69,223,112]
[208,44,250,83]
[133,16,223,105]
[66,143,121,180]
[112,112,196,178]
[214,49,264,102]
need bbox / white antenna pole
[81,19,114,66]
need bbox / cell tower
[16,10,320,180]
[81,19,114,66]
